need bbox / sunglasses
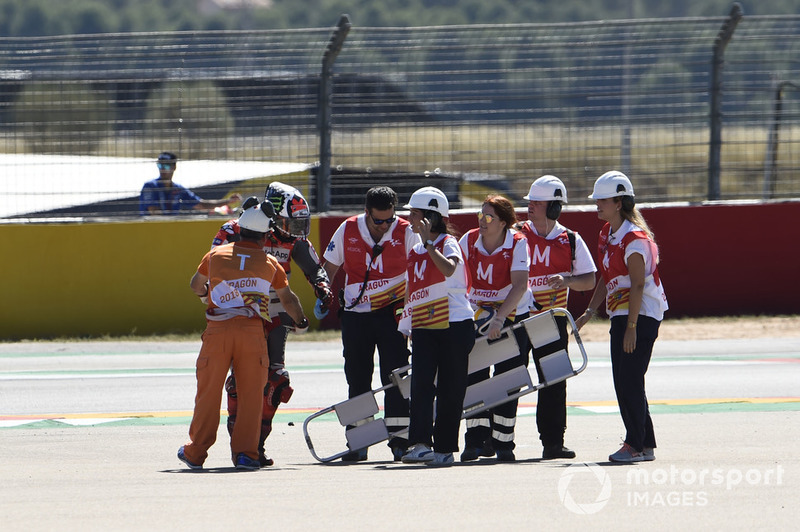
[371,215,396,226]
[477,212,496,223]
[157,163,175,170]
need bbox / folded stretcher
[302,308,588,462]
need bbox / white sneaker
[402,443,434,463]
[425,452,454,467]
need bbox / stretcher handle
[492,308,588,375]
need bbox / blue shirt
[139,178,202,215]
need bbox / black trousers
[465,314,570,449]
[341,308,411,448]
[530,315,570,449]
[610,315,660,452]
[408,320,475,453]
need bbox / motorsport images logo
[558,462,613,515]
[558,462,785,513]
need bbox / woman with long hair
[576,171,668,463]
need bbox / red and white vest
[398,236,455,331]
[464,228,526,319]
[340,215,408,312]
[519,223,573,312]
[597,222,668,318]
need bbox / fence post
[763,81,800,199]
[620,1,636,176]
[316,14,351,213]
[707,3,743,201]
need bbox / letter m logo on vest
[413,260,428,282]
[532,245,551,267]
[476,261,493,284]
[365,252,384,274]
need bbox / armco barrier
[0,217,319,340]
[1,201,797,339]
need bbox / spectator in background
[140,152,240,215]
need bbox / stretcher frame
[302,308,589,463]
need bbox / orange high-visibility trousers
[182,317,269,466]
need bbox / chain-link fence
[2,5,799,219]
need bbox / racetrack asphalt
[1,336,798,531]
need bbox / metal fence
[2,4,799,219]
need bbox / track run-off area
[1,334,798,530]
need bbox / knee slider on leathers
[265,368,293,407]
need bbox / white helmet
[238,202,275,234]
[589,171,635,199]
[523,175,568,203]
[403,186,449,216]
[265,182,311,238]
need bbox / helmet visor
[284,217,310,238]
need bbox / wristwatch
[425,239,435,248]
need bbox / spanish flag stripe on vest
[411,297,450,329]
[370,280,406,311]
[242,292,271,321]
[607,288,630,312]
[533,288,568,312]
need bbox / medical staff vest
[597,224,667,317]
[520,223,572,312]
[341,216,408,312]
[202,242,283,321]
[399,237,453,330]
[464,228,526,319]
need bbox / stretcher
[302,308,589,462]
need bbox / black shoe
[341,448,368,462]
[495,449,516,462]
[460,446,494,462]
[391,446,406,462]
[542,445,576,459]
[258,453,274,467]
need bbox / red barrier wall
[314,201,800,327]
